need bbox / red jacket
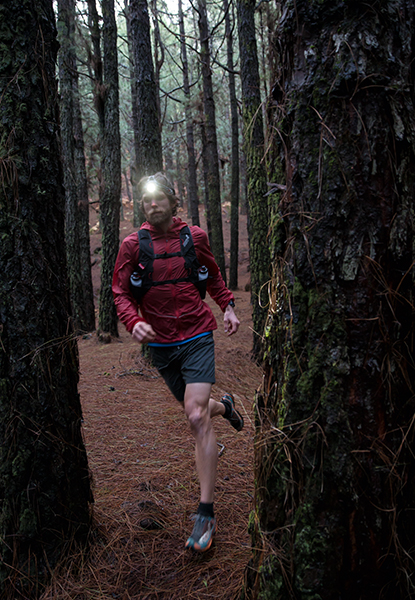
[112,218,234,344]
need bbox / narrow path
[78,294,259,599]
[41,208,262,599]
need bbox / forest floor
[41,201,262,600]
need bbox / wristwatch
[228,300,235,308]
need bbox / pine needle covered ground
[41,207,261,600]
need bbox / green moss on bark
[245,1,415,598]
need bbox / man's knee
[186,402,210,433]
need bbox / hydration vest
[129,225,208,304]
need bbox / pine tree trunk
[200,116,213,247]
[258,6,269,143]
[58,0,95,333]
[197,0,227,283]
[73,65,96,332]
[123,168,133,204]
[58,0,86,331]
[124,1,143,227]
[175,144,186,209]
[129,0,163,217]
[224,0,239,290]
[98,0,122,338]
[240,148,248,216]
[247,1,415,598]
[150,0,163,128]
[0,1,92,595]
[237,0,270,358]
[179,0,200,227]
[86,0,105,212]
[87,0,105,132]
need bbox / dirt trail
[42,205,262,600]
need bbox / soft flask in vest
[197,266,208,299]
[130,271,143,303]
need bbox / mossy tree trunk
[98,0,122,338]
[246,1,415,599]
[197,0,227,284]
[237,0,270,358]
[0,1,92,596]
[129,0,163,227]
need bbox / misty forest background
[1,0,415,599]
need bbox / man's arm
[112,233,147,334]
[224,303,240,336]
[191,226,236,309]
[132,321,156,343]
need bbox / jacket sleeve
[191,226,235,311]
[112,233,146,333]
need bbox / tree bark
[175,143,186,209]
[58,0,95,333]
[129,0,163,225]
[0,1,92,595]
[124,0,142,226]
[87,0,105,136]
[73,60,96,332]
[98,0,122,338]
[150,0,163,128]
[58,0,85,331]
[247,1,415,598]
[237,0,270,358]
[240,146,248,216]
[179,0,200,226]
[197,0,227,284]
[224,0,239,290]
[123,167,133,204]
[199,113,213,247]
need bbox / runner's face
[142,190,174,228]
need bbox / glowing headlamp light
[144,176,174,196]
[145,180,158,194]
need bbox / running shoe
[221,393,244,432]
[185,514,217,552]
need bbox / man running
[112,172,244,552]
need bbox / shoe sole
[222,393,244,432]
[185,521,217,552]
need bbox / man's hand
[132,321,157,344]
[224,304,240,336]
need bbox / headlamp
[145,180,158,194]
[144,176,174,196]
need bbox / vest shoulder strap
[179,225,200,276]
[129,225,203,303]
[137,229,153,268]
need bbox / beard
[145,205,173,228]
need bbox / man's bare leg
[209,397,225,418]
[184,382,218,503]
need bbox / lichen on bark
[237,0,270,358]
[245,1,415,598]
